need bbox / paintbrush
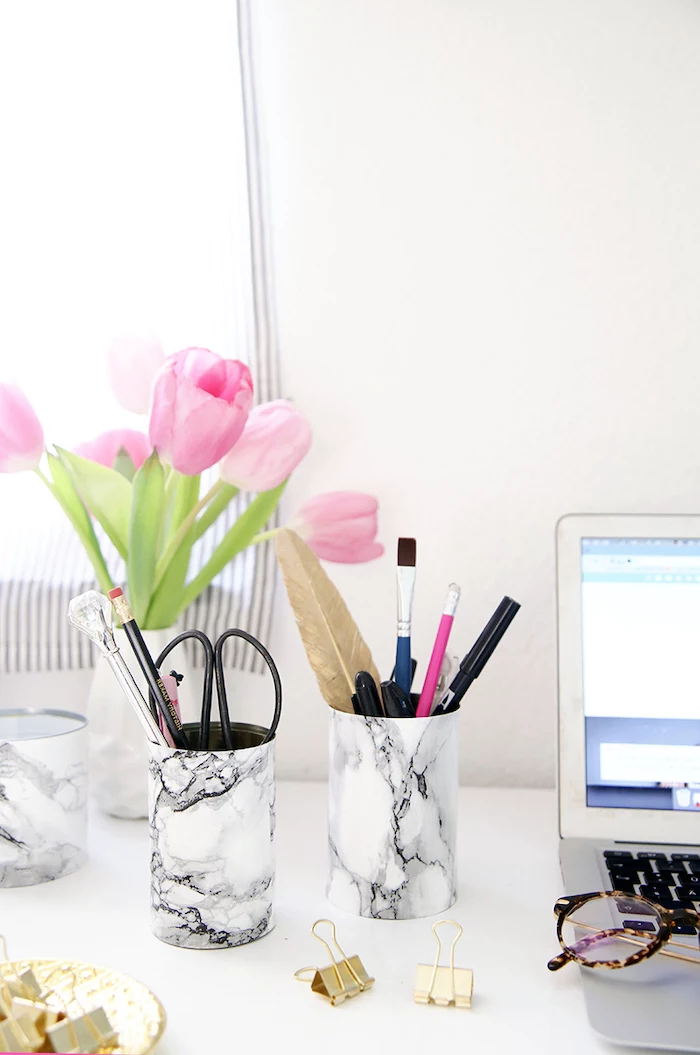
[395,537,416,696]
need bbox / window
[0,0,280,673]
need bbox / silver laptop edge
[555,514,700,1054]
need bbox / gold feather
[275,527,381,711]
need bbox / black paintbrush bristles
[397,537,416,567]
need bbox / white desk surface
[3,785,650,1055]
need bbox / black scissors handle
[214,628,282,748]
[155,630,215,748]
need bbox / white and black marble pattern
[328,710,458,919]
[149,740,275,949]
[0,734,88,888]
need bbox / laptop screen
[582,537,700,811]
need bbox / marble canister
[328,710,458,919]
[148,728,275,949]
[0,709,88,888]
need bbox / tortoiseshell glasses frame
[547,890,700,972]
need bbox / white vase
[86,627,192,819]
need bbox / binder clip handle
[430,919,464,985]
[415,918,473,1009]
[311,919,367,992]
[295,920,375,1005]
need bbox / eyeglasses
[547,891,700,972]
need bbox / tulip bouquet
[0,344,383,629]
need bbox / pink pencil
[416,584,461,717]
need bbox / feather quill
[275,527,381,711]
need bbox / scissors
[154,628,282,751]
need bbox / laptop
[556,514,700,1053]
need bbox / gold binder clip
[414,919,474,1009]
[294,919,374,1006]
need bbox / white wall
[4,1,700,789]
[250,0,700,786]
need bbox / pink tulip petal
[106,334,165,415]
[197,358,228,399]
[304,513,379,546]
[149,349,253,475]
[309,539,385,563]
[74,429,152,470]
[0,384,45,473]
[296,491,379,524]
[290,490,383,564]
[220,399,312,492]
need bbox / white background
[250,0,700,786]
[0,0,253,555]
[3,0,700,786]
[582,582,700,720]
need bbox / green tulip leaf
[145,473,201,628]
[44,455,113,594]
[55,447,132,561]
[128,451,166,624]
[191,482,238,543]
[176,479,287,619]
[113,446,137,482]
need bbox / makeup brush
[395,537,416,696]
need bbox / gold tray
[6,959,166,1054]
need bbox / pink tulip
[106,334,166,415]
[219,399,312,492]
[290,491,384,563]
[0,383,44,473]
[74,429,152,471]
[149,348,253,475]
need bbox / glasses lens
[561,895,663,966]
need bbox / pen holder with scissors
[148,629,281,949]
[328,707,458,919]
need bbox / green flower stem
[176,480,287,619]
[152,478,234,591]
[34,465,113,595]
[191,482,239,544]
[249,527,281,545]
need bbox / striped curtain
[0,0,280,675]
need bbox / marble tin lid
[0,708,87,741]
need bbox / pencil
[108,588,189,749]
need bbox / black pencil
[108,588,189,749]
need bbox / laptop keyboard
[604,851,700,933]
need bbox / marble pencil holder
[148,722,275,950]
[328,708,458,919]
[0,709,88,888]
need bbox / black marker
[434,596,520,715]
[381,679,415,718]
[354,671,384,717]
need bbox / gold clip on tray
[295,920,374,1006]
[414,919,474,1009]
